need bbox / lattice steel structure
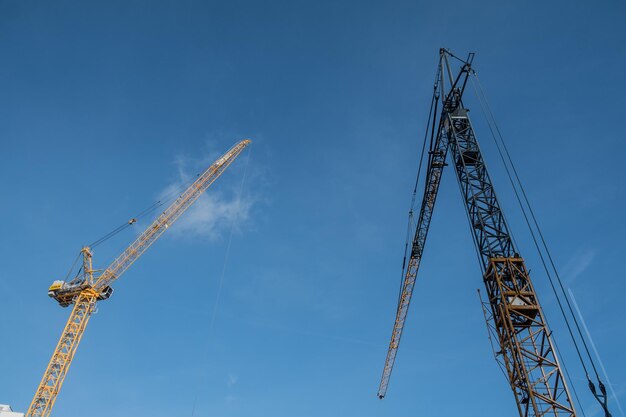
[27,139,251,417]
[378,50,576,417]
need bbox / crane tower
[26,139,251,417]
[378,50,577,417]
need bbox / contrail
[568,288,625,417]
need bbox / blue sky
[1,1,625,416]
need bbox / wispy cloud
[227,373,238,387]
[158,142,259,241]
[562,249,595,284]
[224,394,238,405]
[167,187,253,240]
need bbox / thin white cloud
[158,143,256,241]
[171,190,252,240]
[562,249,595,284]
[227,373,238,387]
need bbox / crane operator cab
[48,280,64,296]
[48,280,114,307]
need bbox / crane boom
[26,139,251,417]
[377,100,448,398]
[378,50,576,417]
[94,139,250,291]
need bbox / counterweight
[378,50,576,417]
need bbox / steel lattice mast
[378,50,576,417]
[26,139,251,417]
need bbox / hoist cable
[442,48,473,66]
[207,146,251,334]
[398,218,413,305]
[63,252,82,281]
[570,288,625,417]
[553,326,589,417]
[88,172,202,249]
[77,173,207,284]
[469,74,591,375]
[397,66,441,304]
[478,74,603,380]
[190,146,252,417]
[89,223,132,248]
[410,70,439,210]
[472,73,602,378]
[471,73,613,416]
[477,289,510,381]
[470,76,593,414]
[190,395,198,417]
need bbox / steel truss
[379,49,576,417]
[26,140,251,417]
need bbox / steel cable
[470,72,612,416]
[397,66,441,304]
[191,145,252,416]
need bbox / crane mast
[26,139,251,417]
[378,50,576,417]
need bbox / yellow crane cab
[48,279,114,307]
[48,280,65,297]
[48,280,87,307]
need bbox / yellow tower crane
[26,139,251,417]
